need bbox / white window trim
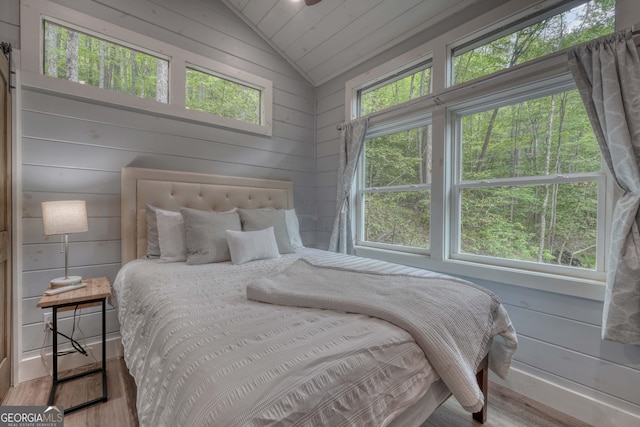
[346,0,609,301]
[20,0,273,136]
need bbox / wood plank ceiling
[221,0,481,86]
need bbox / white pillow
[156,209,187,262]
[225,227,280,265]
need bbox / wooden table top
[37,276,112,309]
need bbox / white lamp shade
[42,200,89,236]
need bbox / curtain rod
[336,26,640,132]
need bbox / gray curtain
[568,30,640,345]
[329,117,369,254]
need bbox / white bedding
[113,248,510,426]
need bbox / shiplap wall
[16,0,315,368]
[0,1,19,49]
[315,0,640,424]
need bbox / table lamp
[41,200,89,287]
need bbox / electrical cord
[46,304,88,357]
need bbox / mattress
[113,248,505,426]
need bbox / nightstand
[37,277,111,414]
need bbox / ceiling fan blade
[304,0,322,5]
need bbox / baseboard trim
[19,337,123,383]
[491,363,640,427]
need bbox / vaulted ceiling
[221,0,483,87]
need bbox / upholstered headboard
[121,167,294,264]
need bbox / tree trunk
[65,31,79,82]
[44,24,58,77]
[537,95,556,263]
[476,108,500,173]
[548,93,568,251]
[99,41,106,89]
[156,60,168,103]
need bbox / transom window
[186,67,261,126]
[452,0,614,85]
[25,0,273,135]
[43,20,169,103]
[358,61,432,117]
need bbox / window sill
[355,245,606,301]
[21,71,273,137]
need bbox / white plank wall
[313,0,640,423]
[16,0,315,372]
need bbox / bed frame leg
[472,354,489,424]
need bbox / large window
[358,125,432,251]
[453,89,603,270]
[349,0,616,294]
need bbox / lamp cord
[48,305,87,356]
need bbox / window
[452,0,614,85]
[22,0,273,135]
[43,20,169,103]
[186,67,261,125]
[358,125,432,251]
[358,61,432,116]
[453,89,603,271]
[348,0,614,295]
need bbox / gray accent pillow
[145,204,162,258]
[284,209,304,248]
[180,208,242,265]
[238,209,295,254]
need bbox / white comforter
[247,259,517,413]
[113,248,513,427]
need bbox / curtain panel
[568,30,640,345]
[329,118,369,254]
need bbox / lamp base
[50,276,83,288]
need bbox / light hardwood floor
[2,357,591,427]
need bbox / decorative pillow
[180,208,241,265]
[156,209,187,262]
[145,204,162,258]
[238,209,295,254]
[225,227,280,265]
[284,209,304,248]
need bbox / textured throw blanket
[247,259,517,413]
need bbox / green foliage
[365,191,430,249]
[44,21,164,102]
[360,0,613,269]
[185,68,260,125]
[43,21,261,124]
[454,0,614,84]
[360,67,431,116]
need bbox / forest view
[43,21,261,125]
[360,0,614,269]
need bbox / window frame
[448,80,608,280]
[355,119,433,255]
[346,0,612,301]
[21,0,273,136]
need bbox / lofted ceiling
[221,0,482,87]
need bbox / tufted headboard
[121,167,294,264]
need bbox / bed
[114,167,517,427]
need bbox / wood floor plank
[2,357,591,427]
